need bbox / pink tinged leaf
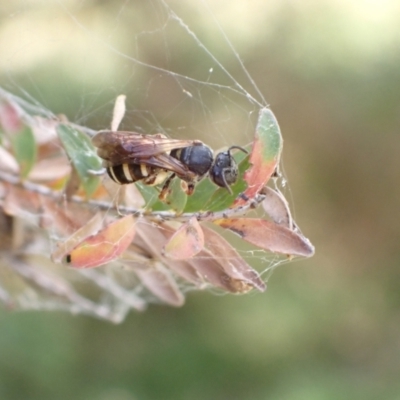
[235,108,283,206]
[66,215,136,268]
[163,217,204,259]
[135,220,204,286]
[262,187,293,229]
[131,261,184,307]
[0,102,23,133]
[51,213,104,263]
[3,185,41,217]
[0,147,19,174]
[123,183,146,209]
[40,197,93,237]
[202,225,266,292]
[214,218,315,257]
[158,222,263,293]
[29,157,71,182]
[31,116,58,144]
[57,215,135,268]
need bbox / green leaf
[136,179,188,213]
[9,126,36,179]
[135,182,170,211]
[182,178,215,213]
[163,178,188,214]
[57,124,102,197]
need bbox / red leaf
[235,108,283,205]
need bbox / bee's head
[209,146,248,194]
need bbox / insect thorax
[171,145,213,177]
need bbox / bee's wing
[92,131,200,164]
[143,153,196,180]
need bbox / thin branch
[0,170,265,222]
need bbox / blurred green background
[1,0,399,399]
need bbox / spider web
[0,0,301,321]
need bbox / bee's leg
[178,180,195,196]
[143,174,159,185]
[144,170,169,186]
[159,173,176,200]
[185,182,195,196]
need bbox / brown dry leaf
[0,209,13,252]
[202,225,266,292]
[261,186,293,228]
[64,167,82,199]
[2,185,41,218]
[125,259,184,307]
[185,248,256,293]
[163,217,204,260]
[214,218,315,257]
[40,197,94,237]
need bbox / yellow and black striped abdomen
[107,163,169,186]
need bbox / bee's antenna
[220,174,233,195]
[227,145,248,155]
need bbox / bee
[92,130,247,199]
